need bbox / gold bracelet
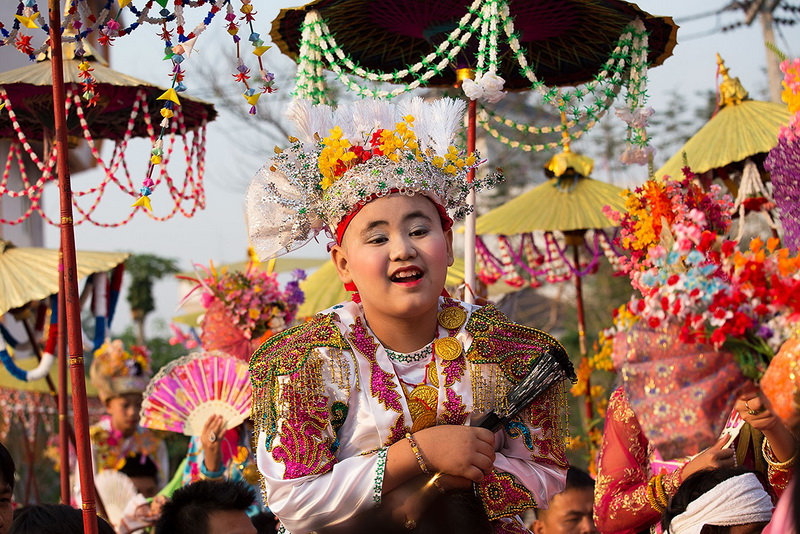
[645,476,665,513]
[762,438,798,469]
[428,472,446,494]
[405,433,430,475]
[654,474,670,508]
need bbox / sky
[25,0,800,336]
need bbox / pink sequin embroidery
[271,387,336,479]
[477,469,537,521]
[348,317,403,413]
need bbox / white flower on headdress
[462,72,507,104]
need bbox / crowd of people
[1,95,798,534]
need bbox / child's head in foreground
[246,97,502,306]
[330,192,454,322]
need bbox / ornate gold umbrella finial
[716,53,749,107]
[544,111,594,182]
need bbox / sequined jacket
[250,298,569,534]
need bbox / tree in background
[125,254,179,345]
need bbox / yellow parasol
[655,55,791,180]
[0,240,129,316]
[297,258,467,318]
[474,175,626,235]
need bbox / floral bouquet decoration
[181,262,306,362]
[601,169,800,459]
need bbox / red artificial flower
[15,34,34,56]
[97,34,114,46]
[710,328,727,347]
[648,317,661,328]
[698,231,716,253]
[721,240,737,257]
[233,71,251,83]
[667,274,680,286]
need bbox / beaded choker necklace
[385,342,434,364]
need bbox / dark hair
[154,480,255,534]
[0,442,14,491]
[661,467,763,533]
[250,510,279,534]
[536,467,595,520]
[119,453,158,480]
[564,466,594,492]
[8,504,114,534]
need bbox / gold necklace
[396,304,468,432]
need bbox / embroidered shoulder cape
[250,298,568,534]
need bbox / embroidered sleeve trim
[373,447,388,505]
[476,469,537,520]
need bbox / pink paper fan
[140,350,251,436]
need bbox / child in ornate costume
[76,340,168,503]
[246,98,571,533]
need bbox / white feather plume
[351,99,396,140]
[427,98,466,156]
[399,97,432,153]
[287,99,334,143]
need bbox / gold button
[438,306,467,330]
[434,337,463,361]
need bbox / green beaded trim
[293,0,653,158]
[385,342,434,364]
[373,447,389,504]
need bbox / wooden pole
[57,262,70,504]
[47,1,98,531]
[464,98,477,304]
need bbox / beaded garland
[385,343,433,364]
[0,1,277,214]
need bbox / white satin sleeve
[256,431,386,533]
[473,390,568,517]
[493,443,566,508]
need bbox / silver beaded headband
[246,97,503,260]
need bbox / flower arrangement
[765,57,800,252]
[608,169,800,378]
[318,115,476,190]
[191,263,306,341]
[93,339,152,379]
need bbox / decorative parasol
[0,42,217,227]
[270,0,676,304]
[297,257,467,318]
[0,46,216,141]
[656,55,791,182]
[271,0,676,89]
[0,240,128,316]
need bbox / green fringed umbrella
[473,147,626,439]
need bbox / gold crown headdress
[246,97,503,260]
[89,339,152,403]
